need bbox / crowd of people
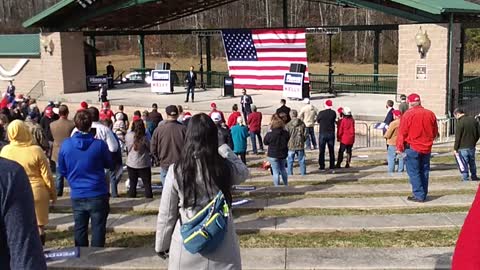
[1,80,480,269]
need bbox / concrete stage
[40,84,396,121]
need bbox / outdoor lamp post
[415,28,431,59]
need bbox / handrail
[26,80,45,99]
[459,76,480,85]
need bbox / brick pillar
[397,23,461,117]
[40,32,86,95]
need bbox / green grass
[239,230,460,248]
[45,231,155,249]
[255,207,470,218]
[45,229,460,249]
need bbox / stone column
[397,23,461,117]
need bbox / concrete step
[46,212,467,234]
[239,181,479,196]
[52,194,475,213]
[46,247,453,270]
[248,168,461,182]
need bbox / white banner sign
[283,72,304,99]
[151,70,171,93]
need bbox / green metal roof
[22,0,480,31]
[0,34,40,57]
[391,0,480,14]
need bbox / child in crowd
[384,110,405,175]
[336,107,355,168]
[113,112,127,150]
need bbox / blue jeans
[287,150,306,175]
[405,148,431,201]
[318,133,335,170]
[459,148,478,181]
[268,157,288,186]
[249,131,263,154]
[71,195,109,247]
[160,166,169,186]
[109,167,122,198]
[55,165,65,196]
[305,127,317,149]
[387,145,405,173]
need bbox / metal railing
[171,70,228,88]
[26,80,45,99]
[459,76,480,116]
[309,74,398,94]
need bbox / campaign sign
[283,72,304,99]
[44,247,80,261]
[151,70,171,93]
[87,75,108,90]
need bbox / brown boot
[345,154,351,168]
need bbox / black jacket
[148,110,163,128]
[264,128,290,159]
[185,71,197,87]
[316,109,337,134]
[276,105,291,123]
[454,115,480,151]
[217,124,233,150]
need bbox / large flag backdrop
[222,28,309,90]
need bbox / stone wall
[0,32,86,96]
[397,23,461,118]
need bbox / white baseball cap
[211,112,222,122]
[343,107,352,116]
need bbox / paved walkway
[47,212,467,233]
[52,193,475,212]
[40,86,395,120]
[46,247,453,270]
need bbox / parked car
[122,71,152,84]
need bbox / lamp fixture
[40,36,54,55]
[415,27,431,59]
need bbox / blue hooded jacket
[58,132,112,199]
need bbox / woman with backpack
[155,113,249,269]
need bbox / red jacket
[227,111,242,128]
[452,186,480,269]
[337,117,355,145]
[99,109,114,121]
[247,112,262,133]
[0,97,8,110]
[396,106,438,154]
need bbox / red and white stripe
[226,29,309,91]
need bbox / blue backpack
[181,191,230,254]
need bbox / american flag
[222,29,309,90]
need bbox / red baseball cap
[80,101,88,109]
[324,99,333,108]
[393,110,401,117]
[407,93,421,103]
[211,102,217,108]
[337,107,344,114]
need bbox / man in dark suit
[50,105,75,196]
[276,99,291,123]
[240,88,253,122]
[383,99,394,134]
[184,65,197,103]
[6,80,15,99]
[106,61,115,88]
